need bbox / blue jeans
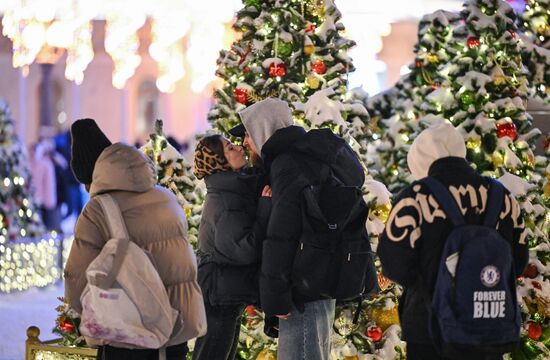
[278,299,336,360]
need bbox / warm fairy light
[0,233,73,293]
[2,0,242,91]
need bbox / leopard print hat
[193,136,232,179]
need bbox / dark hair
[198,134,226,162]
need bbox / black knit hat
[70,119,112,184]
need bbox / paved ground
[0,283,64,360]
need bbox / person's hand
[275,313,290,320]
[262,185,272,197]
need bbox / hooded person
[377,121,528,360]
[230,98,369,360]
[64,119,206,360]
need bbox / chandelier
[1,0,240,92]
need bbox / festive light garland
[0,233,73,293]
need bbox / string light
[0,233,72,293]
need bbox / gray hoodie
[238,98,294,154]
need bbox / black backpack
[289,129,378,302]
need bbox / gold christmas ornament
[368,306,400,331]
[306,74,320,89]
[426,53,439,63]
[257,349,276,360]
[371,203,392,224]
[524,150,536,168]
[184,206,192,218]
[466,137,482,150]
[304,43,315,56]
[492,152,504,167]
[307,0,326,19]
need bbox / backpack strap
[420,177,465,227]
[483,177,504,228]
[95,194,131,290]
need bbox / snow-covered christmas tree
[207,0,402,358]
[519,0,549,49]
[0,99,44,241]
[367,10,463,192]
[141,120,205,247]
[518,0,549,103]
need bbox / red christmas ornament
[527,322,542,340]
[496,121,517,140]
[311,59,327,75]
[366,325,383,342]
[305,22,316,33]
[533,281,542,290]
[243,66,250,75]
[523,263,538,279]
[510,31,516,40]
[415,60,424,68]
[59,320,75,333]
[245,306,257,317]
[467,36,481,49]
[543,136,549,151]
[268,62,286,77]
[234,88,248,105]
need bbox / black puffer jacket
[197,170,271,306]
[378,157,528,345]
[259,126,367,316]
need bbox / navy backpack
[422,177,521,357]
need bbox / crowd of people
[29,131,83,232]
[63,98,527,360]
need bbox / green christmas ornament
[278,41,294,58]
[532,312,544,323]
[460,90,476,109]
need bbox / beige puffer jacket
[64,143,206,346]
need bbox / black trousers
[96,342,188,360]
[407,343,503,360]
[192,303,245,360]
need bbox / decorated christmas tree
[519,0,549,48]
[141,120,205,247]
[207,0,369,148]
[517,0,549,102]
[0,99,44,241]
[369,10,464,192]
[207,0,403,358]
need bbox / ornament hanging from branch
[496,119,517,140]
[467,36,481,49]
[311,59,327,74]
